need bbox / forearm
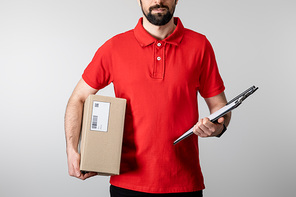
[64,94,98,180]
[64,79,99,180]
[206,92,231,127]
[64,97,84,153]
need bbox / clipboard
[173,86,259,145]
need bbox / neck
[142,17,176,40]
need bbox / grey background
[0,0,295,196]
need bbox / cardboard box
[79,95,126,175]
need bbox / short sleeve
[198,37,225,98]
[82,40,113,90]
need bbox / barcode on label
[90,101,110,132]
[91,115,98,129]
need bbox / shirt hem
[200,85,225,98]
[82,74,105,90]
[109,180,205,194]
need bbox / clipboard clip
[228,85,258,107]
[173,85,258,145]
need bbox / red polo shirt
[82,18,225,193]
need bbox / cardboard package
[79,95,126,175]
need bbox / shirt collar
[133,17,184,47]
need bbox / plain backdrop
[1,0,295,196]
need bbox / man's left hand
[193,117,225,137]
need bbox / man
[65,0,231,196]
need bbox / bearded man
[65,1,231,196]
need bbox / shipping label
[90,101,110,132]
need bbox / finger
[79,172,97,180]
[217,117,225,124]
[68,162,79,177]
[75,168,81,178]
[202,118,214,129]
[199,125,211,136]
[193,120,209,137]
[193,123,202,136]
[84,172,98,179]
[68,167,75,177]
[200,118,214,136]
[73,159,82,178]
[71,168,81,178]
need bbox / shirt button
[157,43,162,47]
[157,57,161,61]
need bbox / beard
[140,2,176,26]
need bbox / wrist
[66,145,79,155]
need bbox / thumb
[217,117,224,124]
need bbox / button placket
[153,41,165,79]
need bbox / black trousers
[110,185,203,197]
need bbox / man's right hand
[67,149,97,180]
